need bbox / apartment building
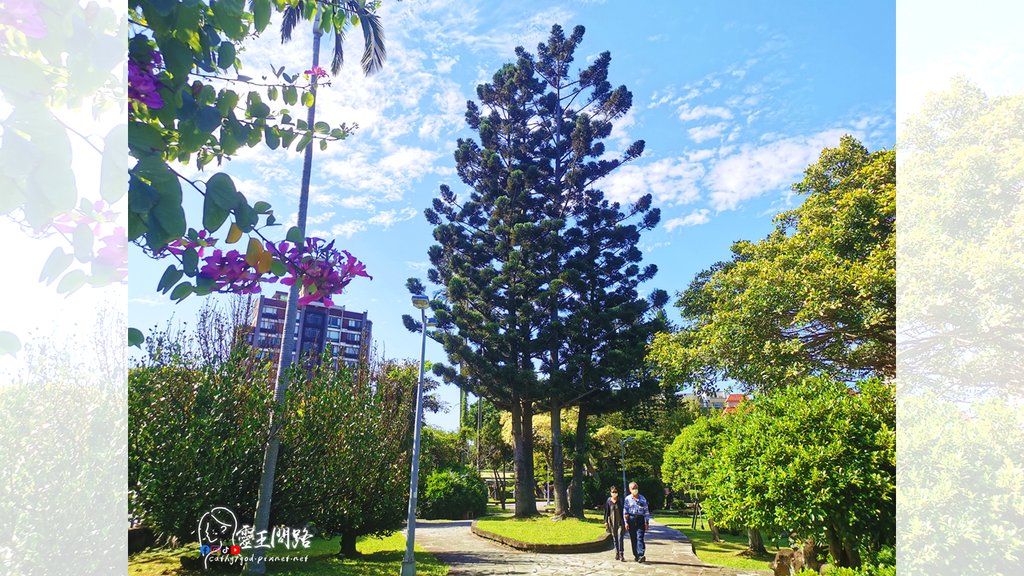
[248,290,371,376]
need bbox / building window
[331,344,340,356]
[259,320,275,331]
[346,346,360,356]
[348,319,362,329]
[347,334,360,343]
[306,314,323,326]
[328,317,341,328]
[262,306,277,316]
[327,329,340,342]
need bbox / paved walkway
[409,515,773,576]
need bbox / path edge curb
[470,519,612,554]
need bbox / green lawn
[128,532,448,576]
[475,511,608,545]
[652,515,778,571]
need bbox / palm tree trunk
[243,15,322,576]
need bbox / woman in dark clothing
[604,486,626,561]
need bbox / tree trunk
[550,400,568,518]
[339,532,358,558]
[243,17,322,576]
[747,527,767,555]
[511,397,537,518]
[568,406,588,519]
[708,518,722,542]
[826,524,850,567]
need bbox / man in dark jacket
[603,486,626,561]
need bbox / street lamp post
[620,436,635,496]
[401,295,434,576]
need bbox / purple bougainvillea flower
[128,56,164,109]
[0,0,47,38]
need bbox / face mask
[631,489,639,495]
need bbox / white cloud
[406,261,432,271]
[688,123,729,143]
[602,158,704,206]
[677,104,733,122]
[648,34,662,41]
[368,207,419,229]
[704,129,853,211]
[130,295,166,307]
[664,209,711,231]
[307,211,335,224]
[687,149,715,162]
[434,54,458,74]
[331,221,369,239]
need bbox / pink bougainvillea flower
[304,65,328,78]
[0,0,47,38]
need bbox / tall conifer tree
[409,24,661,518]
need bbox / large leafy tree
[664,378,896,567]
[409,24,657,518]
[649,136,895,393]
[898,76,1024,398]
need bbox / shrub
[418,467,488,520]
[633,477,666,511]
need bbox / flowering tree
[125,0,384,347]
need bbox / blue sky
[128,0,896,431]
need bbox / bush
[583,471,621,509]
[634,477,665,510]
[418,467,488,520]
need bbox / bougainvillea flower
[128,51,164,109]
[304,65,328,78]
[0,0,47,38]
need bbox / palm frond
[358,10,387,76]
[280,2,303,44]
[331,22,347,75]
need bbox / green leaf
[314,121,330,134]
[0,331,20,357]
[211,0,247,41]
[195,106,223,133]
[149,0,176,16]
[234,201,259,233]
[264,126,280,150]
[295,130,314,152]
[127,328,144,349]
[217,89,240,115]
[302,91,314,107]
[100,124,129,203]
[320,139,328,151]
[183,247,199,277]
[39,247,73,286]
[129,121,166,154]
[159,37,193,88]
[253,0,271,33]
[283,85,297,105]
[56,269,88,296]
[203,173,238,231]
[280,129,298,150]
[268,86,279,101]
[286,226,304,244]
[157,265,183,293]
[129,175,159,213]
[170,281,195,301]
[270,259,287,276]
[253,201,272,213]
[218,42,236,70]
[266,214,276,226]
[248,101,271,119]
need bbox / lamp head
[411,295,430,309]
[426,317,438,328]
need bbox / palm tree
[279,0,389,76]
[244,3,393,574]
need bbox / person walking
[623,481,652,562]
[604,486,626,562]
